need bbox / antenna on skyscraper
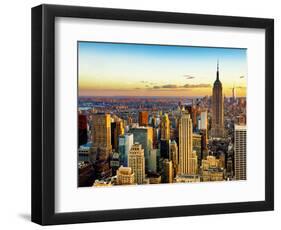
[216,59,220,81]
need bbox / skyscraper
[128,143,145,184]
[111,118,124,151]
[186,105,197,131]
[169,140,178,176]
[148,149,158,172]
[91,113,112,179]
[118,133,134,167]
[211,61,225,138]
[139,111,149,126]
[232,84,236,103]
[92,113,112,157]
[161,113,170,140]
[234,125,247,180]
[78,113,88,146]
[199,111,208,130]
[130,127,153,171]
[200,129,208,161]
[178,110,196,175]
[160,139,170,159]
[162,159,173,183]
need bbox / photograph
[30,3,274,225]
[77,41,247,187]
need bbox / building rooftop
[234,124,247,130]
[118,166,133,175]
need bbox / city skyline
[78,41,247,97]
[78,41,247,187]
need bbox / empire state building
[211,61,225,138]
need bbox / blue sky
[78,41,247,97]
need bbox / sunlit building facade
[161,113,170,140]
[116,166,135,185]
[234,125,247,180]
[128,143,145,184]
[178,110,196,175]
[139,111,149,126]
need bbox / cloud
[152,83,211,89]
[162,84,178,88]
[184,75,196,79]
[183,83,211,88]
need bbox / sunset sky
[78,41,247,97]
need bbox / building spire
[216,59,219,81]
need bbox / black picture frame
[31,4,274,225]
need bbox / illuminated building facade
[116,166,135,185]
[178,110,196,175]
[128,143,145,184]
[161,113,170,140]
[234,125,247,180]
[139,111,149,126]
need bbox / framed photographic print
[31,4,274,225]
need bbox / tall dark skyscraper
[91,113,112,180]
[78,113,88,146]
[211,61,225,138]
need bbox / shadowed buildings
[169,140,178,177]
[130,127,153,171]
[162,159,173,183]
[160,139,170,159]
[148,149,158,172]
[147,172,161,184]
[111,118,124,151]
[78,113,88,146]
[118,133,134,167]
